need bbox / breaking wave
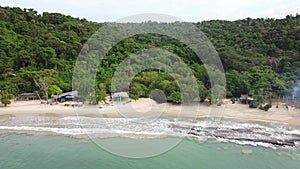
[0,116,300,148]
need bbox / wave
[0,116,300,148]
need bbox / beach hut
[16,93,37,101]
[112,92,129,103]
[55,91,81,103]
[239,94,254,104]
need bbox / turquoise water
[0,133,299,169]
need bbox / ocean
[0,116,299,169]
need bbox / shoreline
[0,113,299,148]
[0,99,299,148]
[0,98,299,126]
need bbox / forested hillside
[0,6,299,104]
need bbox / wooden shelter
[112,92,129,103]
[239,94,254,104]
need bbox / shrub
[168,91,181,104]
[129,93,139,101]
[1,99,11,107]
[263,104,272,111]
[231,98,236,104]
[249,101,259,108]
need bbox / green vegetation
[48,85,63,96]
[168,91,182,104]
[231,98,236,104]
[1,98,11,106]
[0,90,13,106]
[0,6,299,105]
[249,101,260,108]
[263,104,272,111]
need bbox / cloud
[261,0,299,18]
[0,0,299,22]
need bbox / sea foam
[0,116,299,148]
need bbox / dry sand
[0,99,299,126]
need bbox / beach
[1,98,300,164]
[1,99,299,126]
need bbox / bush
[249,101,259,108]
[129,84,148,100]
[231,98,236,104]
[1,99,11,107]
[168,91,181,104]
[129,93,139,101]
[263,104,272,111]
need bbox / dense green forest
[0,6,299,105]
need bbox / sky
[0,0,299,22]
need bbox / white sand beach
[0,98,299,126]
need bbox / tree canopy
[0,6,299,104]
